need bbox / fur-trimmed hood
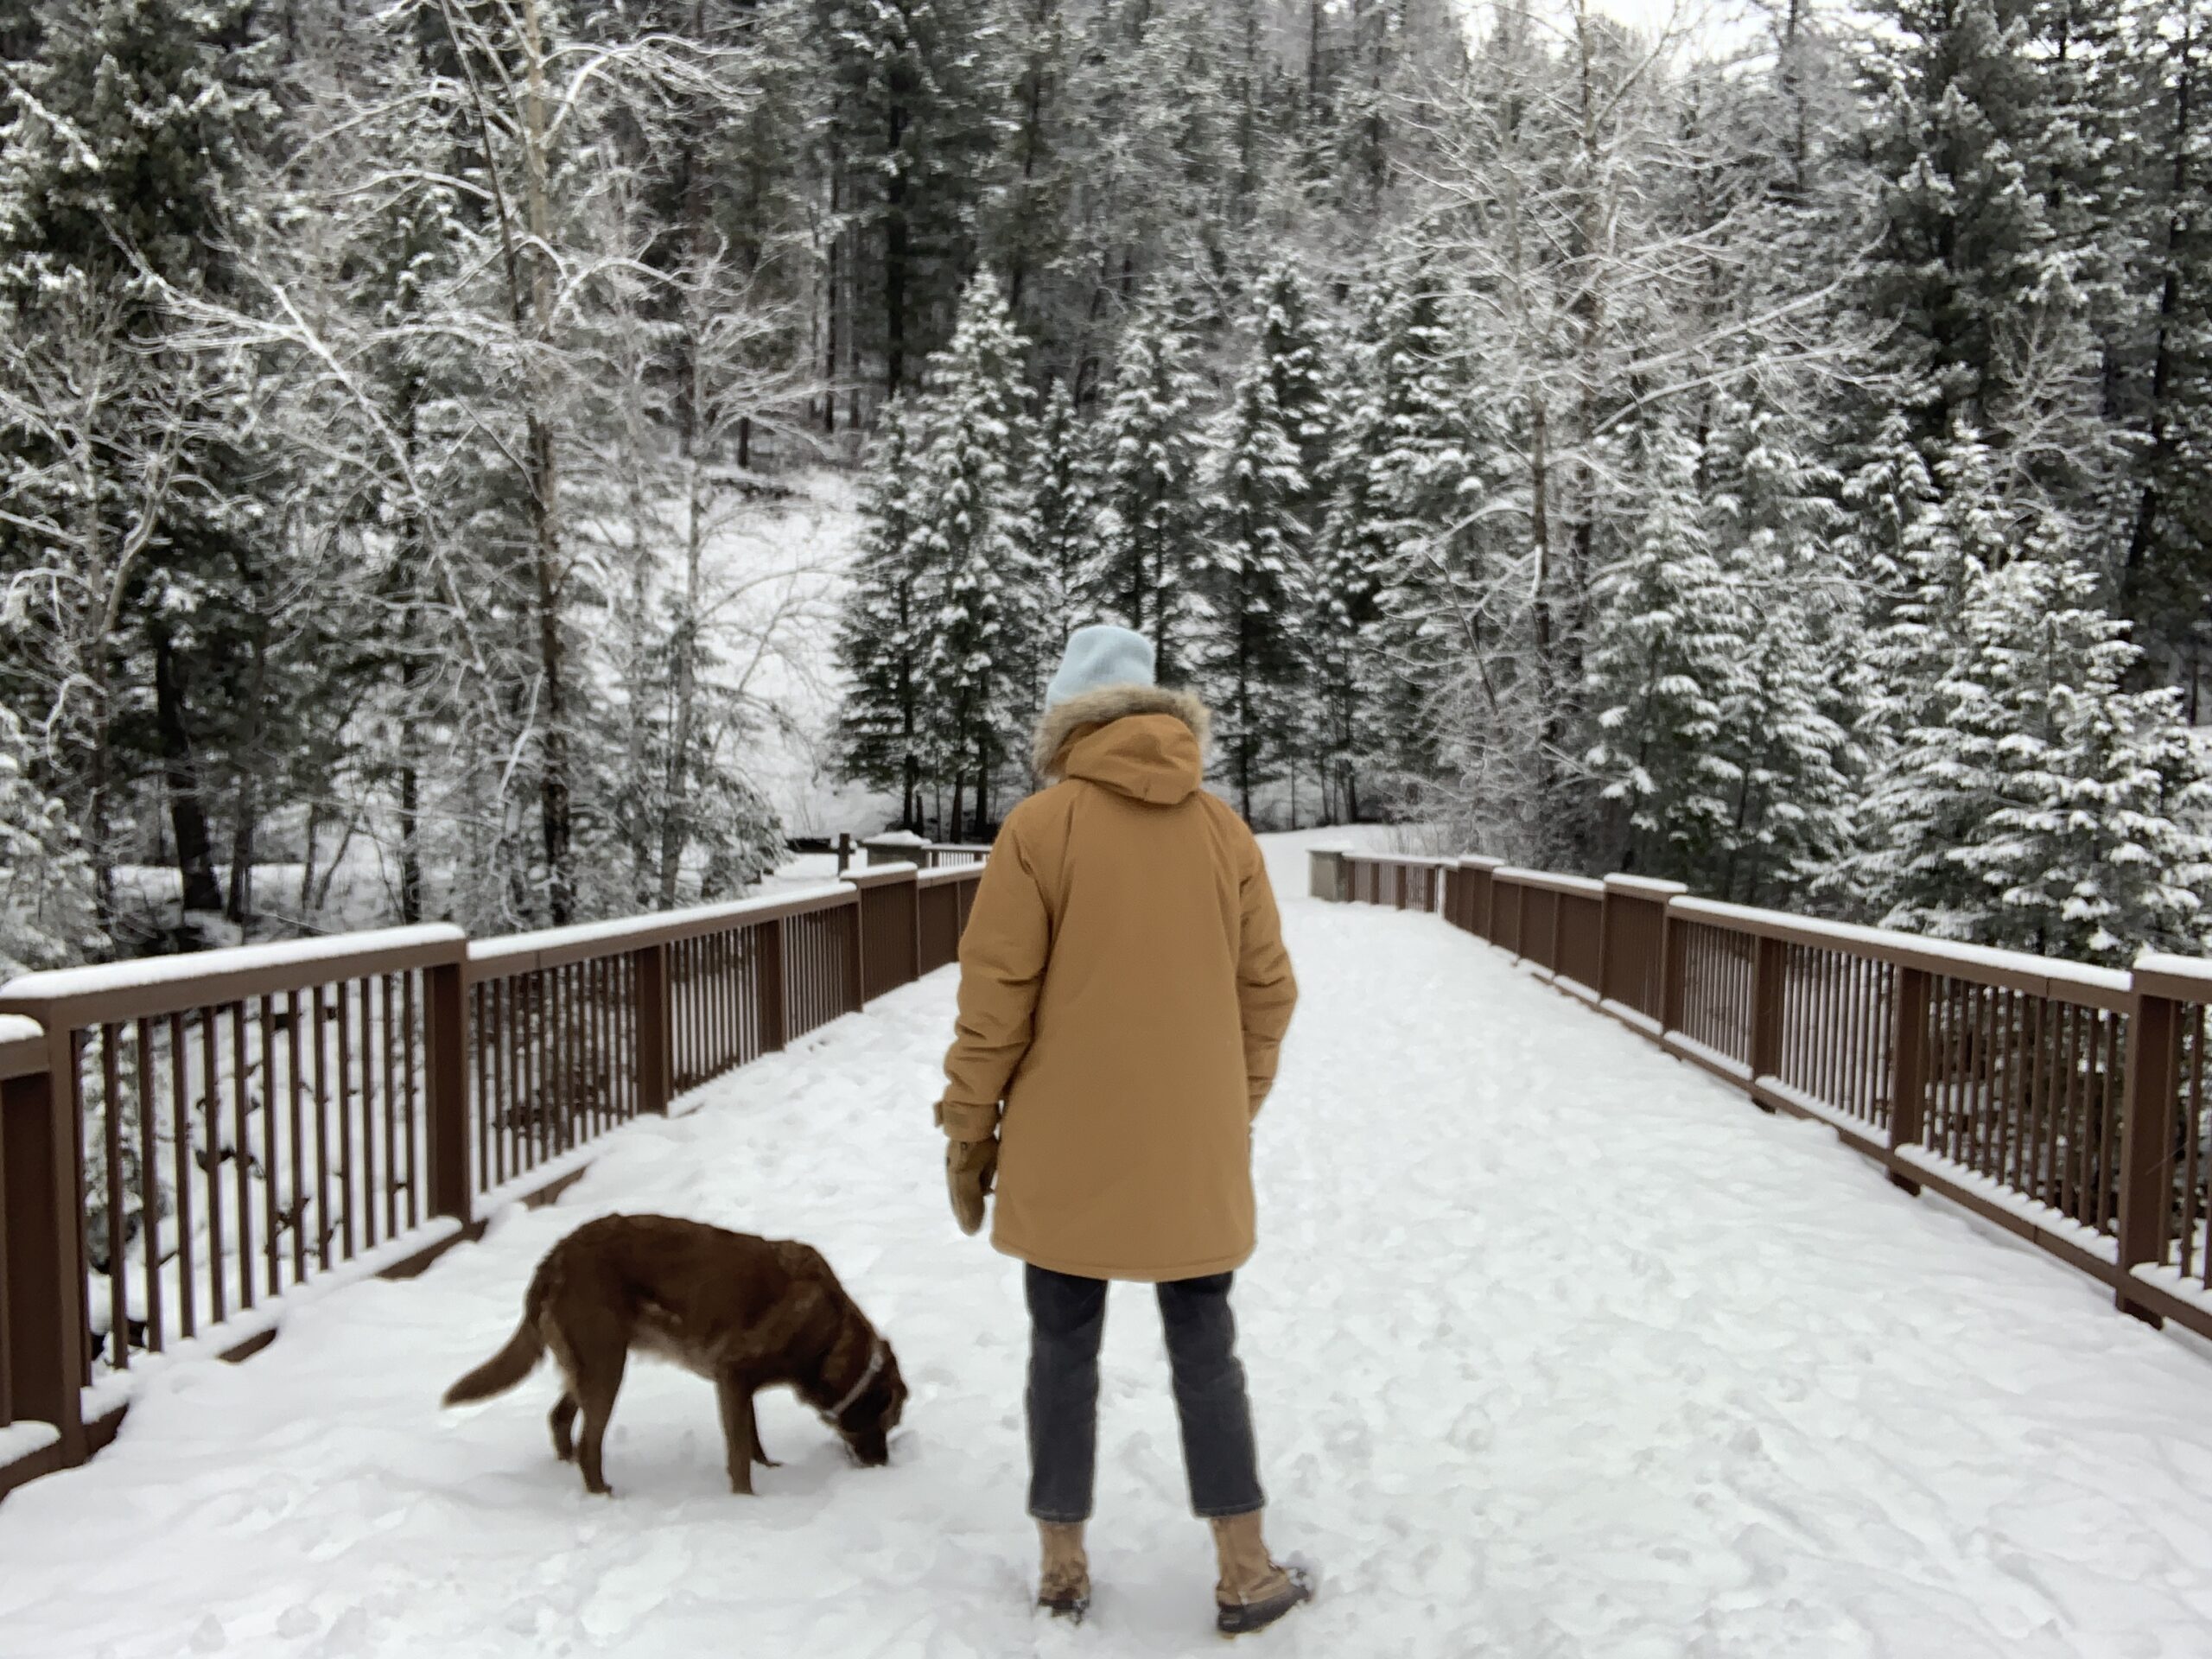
[1031,684,1212,803]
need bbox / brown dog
[442,1214,906,1497]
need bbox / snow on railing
[1320,845,2212,1351]
[0,859,988,1494]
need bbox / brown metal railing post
[2117,989,2183,1324]
[633,944,671,1115]
[1309,849,1345,903]
[909,868,924,988]
[1597,883,1618,1004]
[845,895,866,1014]
[1887,965,1929,1195]
[424,957,472,1221]
[1661,904,1688,1034]
[1749,934,1785,1092]
[1,1027,86,1462]
[757,921,789,1052]
[1459,856,1500,940]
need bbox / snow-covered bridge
[2,843,2211,1656]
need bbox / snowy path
[6,881,2212,1658]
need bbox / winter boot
[1037,1521,1090,1622]
[1210,1512,1313,1637]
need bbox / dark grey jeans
[1025,1264,1266,1522]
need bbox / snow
[76,1220,468,1425]
[0,924,466,1002]
[2130,1262,2212,1323]
[1662,1027,1754,1083]
[1891,1147,2122,1267]
[2133,950,2212,1000]
[1497,865,1606,896]
[0,1011,41,1051]
[7,874,2212,1655]
[1758,1077,1887,1151]
[1604,874,1688,899]
[0,1423,59,1465]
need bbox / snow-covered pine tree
[1696,396,1860,905]
[1848,429,2015,932]
[805,0,1001,401]
[1307,285,1395,823]
[1204,351,1308,821]
[1255,260,1333,525]
[1088,293,1209,681]
[1932,552,2212,960]
[0,0,273,931]
[1018,378,1094,663]
[909,274,1036,835]
[1585,420,1741,881]
[0,705,101,979]
[1357,260,1483,794]
[1847,423,2212,958]
[836,399,931,829]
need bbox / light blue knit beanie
[1046,624,1156,709]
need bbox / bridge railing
[860,836,993,871]
[0,860,984,1495]
[1317,847,2212,1347]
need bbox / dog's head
[823,1339,906,1468]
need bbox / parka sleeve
[938,818,1051,1141]
[1236,837,1298,1118]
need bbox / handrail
[1330,844,2212,1348]
[1495,866,1605,899]
[918,863,982,888]
[0,925,468,1027]
[0,858,990,1495]
[0,1014,43,1078]
[462,885,855,983]
[1670,895,2133,1009]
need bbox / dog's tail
[442,1255,554,1407]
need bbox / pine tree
[0,706,101,978]
[1699,397,1860,905]
[1860,0,2103,503]
[1255,261,1333,525]
[909,274,1036,836]
[1205,354,1308,820]
[807,0,1001,400]
[836,399,931,828]
[1089,294,1208,680]
[1847,426,2212,958]
[1360,263,1482,789]
[1017,378,1094,659]
[1586,421,1740,880]
[1938,554,2212,959]
[0,0,273,929]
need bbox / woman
[935,623,1309,1635]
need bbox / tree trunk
[398,755,423,924]
[521,0,574,925]
[226,624,270,931]
[886,99,910,397]
[152,631,225,917]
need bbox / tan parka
[937,686,1298,1281]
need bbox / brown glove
[946,1136,999,1236]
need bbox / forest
[4,0,2212,976]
